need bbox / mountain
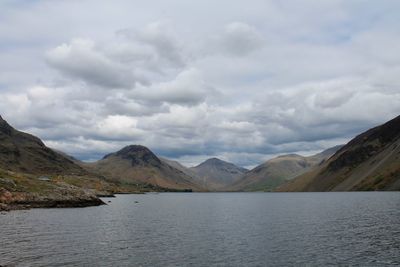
[0,116,106,210]
[160,157,197,178]
[189,158,248,190]
[0,116,85,175]
[87,145,203,191]
[229,146,342,191]
[278,115,400,191]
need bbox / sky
[1,0,400,168]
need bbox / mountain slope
[230,146,342,191]
[189,158,248,190]
[88,145,203,191]
[278,115,400,191]
[160,157,197,178]
[0,116,85,175]
[0,116,108,210]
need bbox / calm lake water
[1,192,400,266]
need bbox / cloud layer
[1,0,400,168]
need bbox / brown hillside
[0,116,86,175]
[278,115,400,191]
[87,145,204,191]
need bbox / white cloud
[93,115,145,141]
[132,68,214,105]
[1,0,400,167]
[46,38,144,88]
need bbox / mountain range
[1,114,400,210]
[229,146,342,191]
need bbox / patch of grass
[0,169,54,194]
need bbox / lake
[1,192,399,266]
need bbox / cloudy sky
[1,0,400,168]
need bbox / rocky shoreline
[0,186,106,212]
[0,197,106,212]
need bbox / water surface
[1,192,399,266]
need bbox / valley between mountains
[1,114,400,211]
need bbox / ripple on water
[0,192,400,267]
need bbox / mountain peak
[230,145,342,192]
[94,145,203,191]
[0,115,7,124]
[0,115,13,136]
[204,157,224,164]
[276,154,302,159]
[117,145,152,155]
[103,144,161,166]
[195,157,236,168]
[190,157,248,190]
[196,158,248,172]
[0,115,85,175]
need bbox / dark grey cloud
[220,22,264,56]
[118,21,186,68]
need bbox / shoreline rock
[0,198,105,211]
[0,203,10,211]
[0,186,106,212]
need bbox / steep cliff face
[278,115,400,192]
[0,116,85,175]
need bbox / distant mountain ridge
[278,115,400,191]
[189,158,248,190]
[229,145,342,191]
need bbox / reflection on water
[1,192,400,266]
